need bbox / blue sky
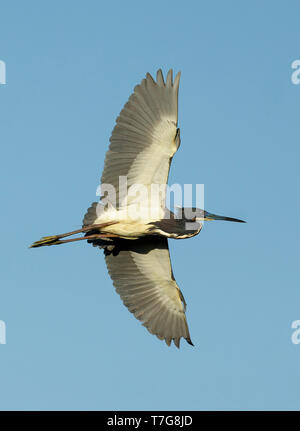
[0,0,300,410]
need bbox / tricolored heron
[31,69,245,348]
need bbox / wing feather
[101,69,181,209]
[104,237,193,347]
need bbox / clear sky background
[0,0,300,411]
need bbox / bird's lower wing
[103,237,193,348]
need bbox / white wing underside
[104,237,192,347]
[99,69,181,220]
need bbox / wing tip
[186,337,194,347]
[174,337,180,348]
[165,337,172,347]
[164,336,194,348]
[166,69,173,87]
[156,69,165,86]
[146,68,181,89]
[174,71,181,90]
[146,72,156,85]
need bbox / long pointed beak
[201,211,246,223]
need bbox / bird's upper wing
[104,237,193,348]
[100,69,181,210]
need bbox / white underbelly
[92,204,164,239]
[100,221,153,238]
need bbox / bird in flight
[31,69,245,348]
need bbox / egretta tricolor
[31,69,245,348]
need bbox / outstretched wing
[100,69,181,209]
[104,237,193,348]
